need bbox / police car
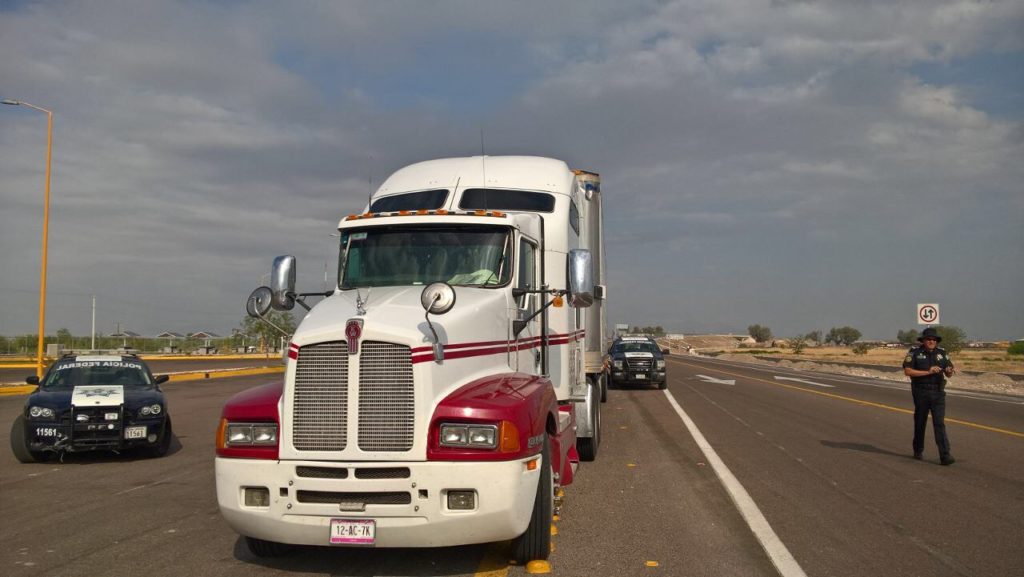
[608,336,668,390]
[9,354,173,462]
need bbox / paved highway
[1,356,1021,576]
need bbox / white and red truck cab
[215,156,607,563]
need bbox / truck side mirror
[271,255,297,311]
[246,286,274,318]
[567,249,594,308]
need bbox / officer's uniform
[903,344,954,459]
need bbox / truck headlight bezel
[439,423,498,449]
[224,422,278,447]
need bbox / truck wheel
[577,380,600,462]
[245,536,295,557]
[146,418,173,458]
[10,415,45,463]
[512,435,552,564]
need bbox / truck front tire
[512,434,552,564]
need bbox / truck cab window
[370,189,448,212]
[516,238,537,311]
[339,225,511,288]
[460,189,555,212]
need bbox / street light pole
[3,99,54,378]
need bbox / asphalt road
[1,357,1021,577]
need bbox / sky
[1,0,1022,342]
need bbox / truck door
[514,237,541,374]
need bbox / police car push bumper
[215,456,541,547]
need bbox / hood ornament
[355,288,370,316]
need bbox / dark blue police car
[609,336,668,390]
[9,354,173,462]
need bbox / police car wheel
[658,380,668,390]
[145,418,173,458]
[10,415,46,464]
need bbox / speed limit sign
[917,303,940,325]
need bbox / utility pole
[91,295,96,351]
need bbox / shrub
[1009,342,1024,356]
[852,342,872,355]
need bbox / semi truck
[215,156,607,563]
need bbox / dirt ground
[663,340,1024,397]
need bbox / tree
[748,324,772,343]
[896,329,919,345]
[934,325,967,354]
[242,310,297,352]
[804,330,822,345]
[825,326,861,346]
[790,336,807,354]
[56,328,73,350]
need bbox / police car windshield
[613,341,657,353]
[41,359,152,389]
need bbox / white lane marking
[774,376,835,388]
[696,374,736,386]
[663,389,808,577]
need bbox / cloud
[1,0,1021,341]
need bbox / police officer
[903,327,956,465]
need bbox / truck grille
[292,340,414,453]
[625,358,653,371]
[358,342,414,452]
[293,341,348,451]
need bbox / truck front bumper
[216,456,540,548]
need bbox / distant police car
[9,355,173,462]
[609,337,668,390]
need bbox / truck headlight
[439,423,498,449]
[224,423,278,446]
[29,406,55,419]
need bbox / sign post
[917,303,940,326]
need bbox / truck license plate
[634,373,647,379]
[330,519,375,545]
[125,426,147,439]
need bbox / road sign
[917,303,939,325]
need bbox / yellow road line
[474,542,510,577]
[164,366,284,382]
[0,367,285,396]
[670,358,1024,438]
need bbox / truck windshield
[339,225,512,288]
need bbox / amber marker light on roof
[417,209,428,215]
[437,209,448,215]
[398,210,411,216]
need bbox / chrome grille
[293,341,348,451]
[625,357,653,371]
[358,342,414,452]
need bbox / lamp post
[3,99,54,378]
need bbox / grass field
[723,346,1022,375]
